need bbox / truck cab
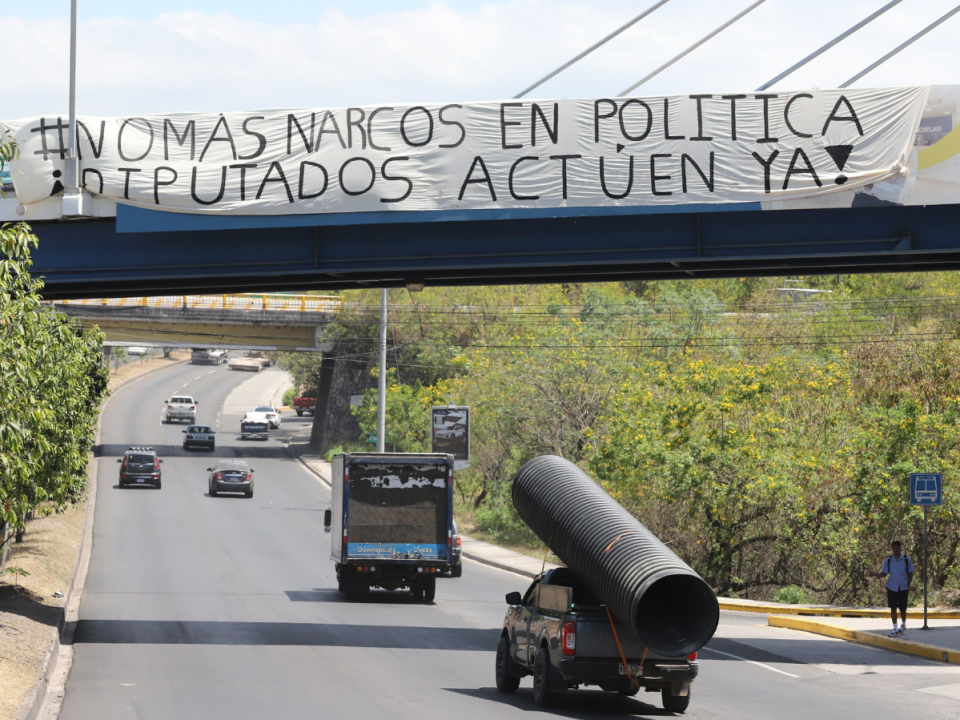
[497,568,698,713]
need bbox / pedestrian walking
[869,540,915,636]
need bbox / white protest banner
[0,87,929,216]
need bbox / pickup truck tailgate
[574,611,646,659]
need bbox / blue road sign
[910,473,943,506]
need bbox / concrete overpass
[51,293,341,351]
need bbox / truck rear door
[344,458,451,561]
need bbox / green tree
[0,133,108,551]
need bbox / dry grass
[0,502,84,720]
[0,350,187,720]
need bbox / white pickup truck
[164,395,198,423]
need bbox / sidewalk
[719,596,960,619]
[771,615,960,664]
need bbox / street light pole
[923,505,929,630]
[67,0,78,194]
[63,0,87,216]
[376,288,387,453]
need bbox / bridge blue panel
[115,201,763,233]
[28,202,960,299]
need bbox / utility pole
[377,288,387,452]
[63,0,87,216]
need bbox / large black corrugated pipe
[512,455,719,657]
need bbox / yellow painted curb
[769,615,960,664]
[718,599,960,619]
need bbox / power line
[756,0,905,91]
[514,0,672,99]
[619,0,767,96]
[840,5,960,88]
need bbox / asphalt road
[59,361,960,719]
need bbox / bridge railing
[53,293,344,313]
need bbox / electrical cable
[619,0,767,96]
[756,0,905,91]
[516,0,673,98]
[840,5,960,88]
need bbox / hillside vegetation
[282,273,960,606]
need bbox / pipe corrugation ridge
[512,455,719,657]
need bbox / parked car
[164,395,197,423]
[182,425,215,451]
[250,405,281,429]
[208,460,255,498]
[449,521,463,577]
[117,446,163,488]
[293,396,316,416]
[126,346,148,356]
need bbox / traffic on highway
[55,359,960,720]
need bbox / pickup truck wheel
[450,563,463,578]
[423,576,436,602]
[533,646,561,708]
[296,410,303,416]
[662,687,691,714]
[495,635,521,692]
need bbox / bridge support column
[309,348,376,454]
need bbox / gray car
[449,521,463,577]
[208,460,255,498]
[117,447,163,489]
[182,425,215,451]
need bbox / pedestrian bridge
[4,87,960,299]
[50,293,341,351]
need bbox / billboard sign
[431,406,469,463]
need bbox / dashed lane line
[699,647,801,678]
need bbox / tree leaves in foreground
[0,134,108,550]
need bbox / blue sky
[4,0,960,117]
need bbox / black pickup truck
[496,568,699,713]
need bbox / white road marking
[195,375,201,380]
[208,370,215,374]
[700,647,801,678]
[919,683,960,699]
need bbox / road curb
[768,615,960,664]
[719,598,960,619]
[16,356,188,720]
[284,442,332,490]
[459,548,546,579]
